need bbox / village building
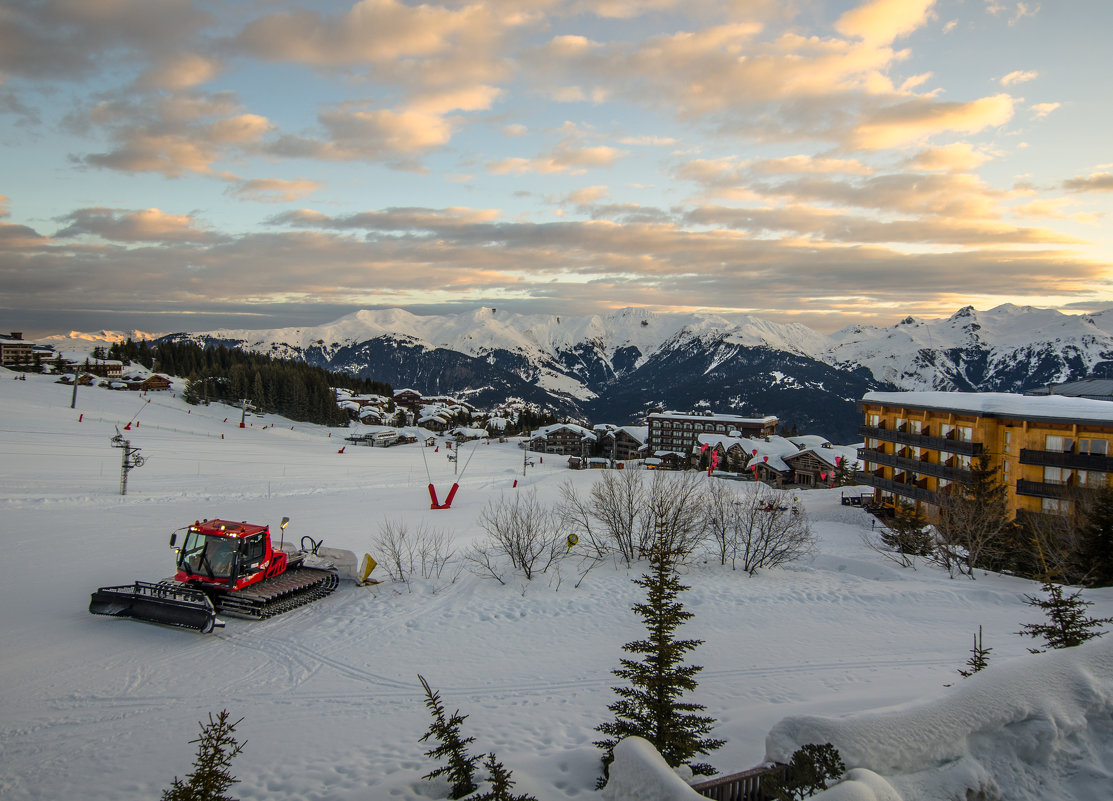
[528,423,597,457]
[602,426,649,462]
[857,391,1113,521]
[0,332,34,366]
[647,410,778,456]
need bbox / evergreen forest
[108,338,392,427]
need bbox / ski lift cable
[419,433,434,484]
[457,438,481,481]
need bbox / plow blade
[90,581,225,633]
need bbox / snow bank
[602,737,704,801]
[767,640,1113,801]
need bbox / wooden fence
[691,763,787,801]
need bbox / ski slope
[0,368,1111,801]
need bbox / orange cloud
[849,93,1014,149]
[907,143,991,172]
[835,0,937,45]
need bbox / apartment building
[857,391,1113,520]
[647,411,778,455]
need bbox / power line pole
[110,427,146,495]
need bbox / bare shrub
[373,519,455,585]
[474,490,564,580]
[590,469,647,564]
[706,484,815,574]
[640,471,709,560]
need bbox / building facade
[857,391,1113,520]
[647,411,778,456]
[0,332,33,366]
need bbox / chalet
[603,426,650,462]
[84,360,123,380]
[393,388,425,412]
[646,451,686,470]
[133,374,171,392]
[529,423,597,457]
[783,436,859,487]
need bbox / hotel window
[909,420,922,434]
[1044,466,1069,485]
[896,417,906,431]
[1042,497,1070,515]
[1003,460,1010,479]
[868,413,880,427]
[956,426,973,442]
[1004,430,1012,454]
[1080,438,1108,455]
[1045,435,1073,453]
[1078,470,1107,488]
[941,424,954,439]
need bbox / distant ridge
[150,304,1113,442]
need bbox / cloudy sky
[2,0,1112,337]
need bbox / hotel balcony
[857,447,975,484]
[854,471,945,506]
[858,425,984,457]
[1018,449,1113,472]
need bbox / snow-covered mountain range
[164,304,1113,443]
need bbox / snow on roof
[448,427,488,438]
[737,434,801,472]
[697,432,745,451]
[864,391,1113,424]
[788,434,829,449]
[531,423,597,440]
[648,410,778,424]
[610,425,649,443]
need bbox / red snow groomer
[90,517,354,633]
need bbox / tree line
[107,338,392,427]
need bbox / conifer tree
[1018,581,1113,651]
[1077,487,1113,587]
[470,753,538,801]
[161,710,245,801]
[763,743,845,801]
[957,625,991,677]
[594,518,724,783]
[418,674,481,799]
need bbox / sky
[2,0,1113,338]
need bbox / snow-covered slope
[826,304,1113,392]
[1,370,1112,801]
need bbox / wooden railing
[691,763,787,801]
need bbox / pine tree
[763,743,845,801]
[418,674,481,799]
[161,710,245,801]
[957,625,991,677]
[1018,580,1113,651]
[470,753,538,801]
[879,501,934,562]
[594,519,724,783]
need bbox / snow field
[0,368,1111,801]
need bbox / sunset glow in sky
[2,0,1112,336]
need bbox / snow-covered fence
[691,764,785,801]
